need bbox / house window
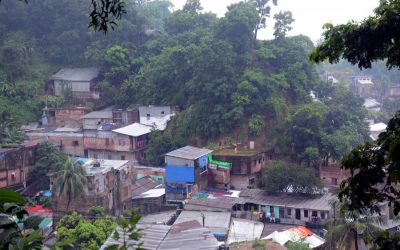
[106,138,110,146]
[321,212,326,219]
[72,141,79,146]
[295,209,301,220]
[93,154,98,159]
[258,159,261,164]
[91,138,96,145]
[121,155,125,160]
[161,111,165,115]
[332,178,338,185]
[108,155,112,160]
[312,210,318,218]
[119,139,125,146]
[146,114,150,120]
[287,208,292,216]
[304,210,309,218]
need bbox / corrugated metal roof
[159,221,219,250]
[139,211,177,225]
[51,68,99,81]
[113,123,153,137]
[174,211,231,233]
[100,224,171,250]
[132,177,162,197]
[82,111,113,119]
[165,146,212,160]
[165,166,194,183]
[185,196,239,210]
[133,188,165,199]
[185,189,333,211]
[140,114,173,131]
[239,189,333,211]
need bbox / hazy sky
[169,0,379,41]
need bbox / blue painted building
[164,146,212,201]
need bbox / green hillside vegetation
[0,0,368,166]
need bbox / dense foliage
[56,212,116,250]
[0,0,368,165]
[0,189,43,250]
[259,161,323,194]
[30,142,67,190]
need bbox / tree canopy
[259,161,323,195]
[310,0,400,69]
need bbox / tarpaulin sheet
[166,166,194,183]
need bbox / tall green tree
[259,161,323,194]
[249,0,278,39]
[52,158,87,211]
[182,0,202,14]
[273,10,294,39]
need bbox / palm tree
[324,207,385,250]
[52,158,87,211]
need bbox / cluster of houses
[2,67,398,249]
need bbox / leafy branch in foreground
[339,111,400,215]
[105,210,143,250]
[310,0,400,69]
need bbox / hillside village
[1,0,400,249]
[1,66,400,249]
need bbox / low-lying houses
[51,158,134,216]
[212,147,268,190]
[184,189,335,228]
[50,67,100,102]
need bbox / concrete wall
[0,147,37,189]
[54,108,86,127]
[28,133,84,157]
[88,149,134,161]
[83,118,113,130]
[320,164,351,186]
[52,163,135,215]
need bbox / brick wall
[320,164,351,186]
[55,108,87,127]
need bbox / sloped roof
[173,211,231,233]
[82,111,113,119]
[159,221,219,250]
[140,114,173,131]
[112,123,153,137]
[100,224,171,250]
[133,188,165,199]
[239,189,333,211]
[132,176,162,197]
[165,146,212,160]
[51,68,99,81]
